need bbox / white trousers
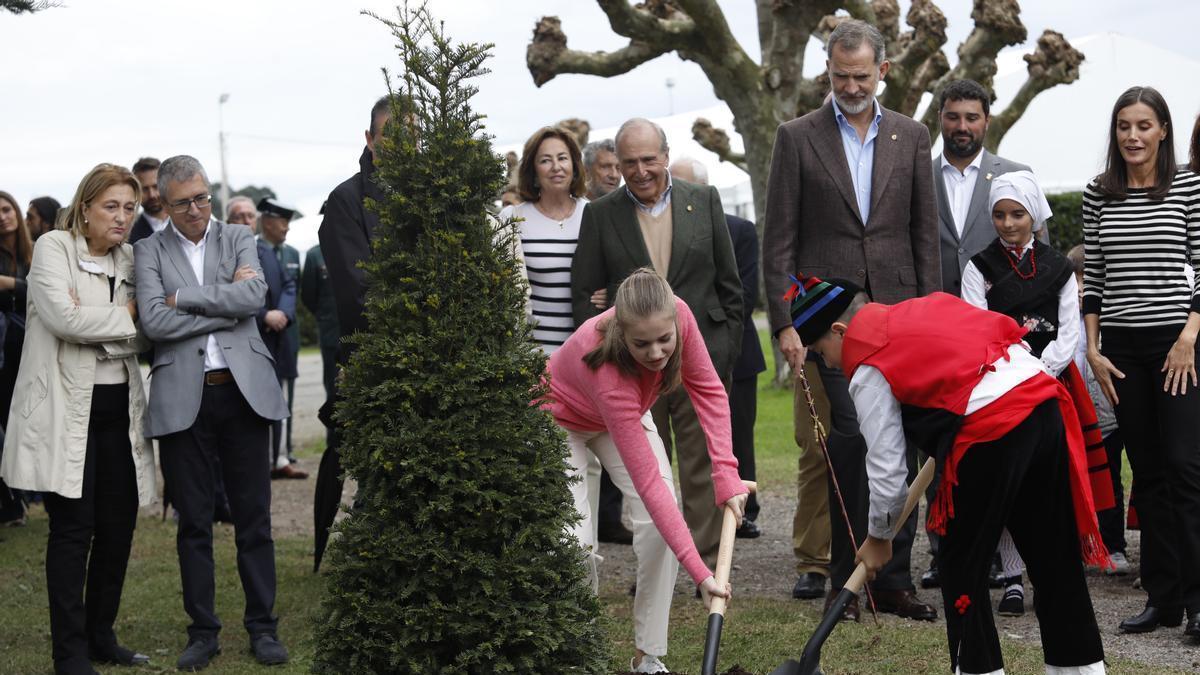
[564,411,679,657]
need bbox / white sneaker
[631,654,669,674]
[1105,551,1130,576]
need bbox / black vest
[970,239,1073,357]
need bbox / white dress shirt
[960,238,1080,376]
[145,212,168,233]
[852,343,1044,540]
[171,219,229,372]
[940,152,984,237]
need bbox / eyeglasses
[167,194,212,214]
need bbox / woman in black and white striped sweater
[1083,85,1200,640]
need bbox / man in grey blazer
[571,118,743,573]
[763,20,939,622]
[935,79,1033,297]
[135,155,290,670]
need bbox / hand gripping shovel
[769,457,936,675]
[700,481,756,675]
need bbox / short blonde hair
[60,164,142,239]
[584,268,682,394]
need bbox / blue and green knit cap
[784,273,864,345]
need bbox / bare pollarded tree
[527,0,1083,222]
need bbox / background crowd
[1,15,1200,675]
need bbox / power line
[226,132,358,148]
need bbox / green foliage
[312,6,606,674]
[1045,191,1084,253]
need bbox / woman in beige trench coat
[0,164,155,675]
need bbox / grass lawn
[0,324,1157,673]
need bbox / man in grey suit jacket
[135,156,290,670]
[762,20,939,622]
[934,79,1033,297]
[571,118,743,573]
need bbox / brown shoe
[823,590,860,623]
[872,588,937,621]
[271,464,309,480]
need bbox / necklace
[1004,245,1037,280]
[534,199,575,227]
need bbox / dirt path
[210,352,1199,672]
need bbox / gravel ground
[174,352,1200,672]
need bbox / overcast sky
[2,0,1197,232]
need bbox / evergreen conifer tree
[313,6,607,673]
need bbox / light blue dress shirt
[625,174,673,216]
[832,98,882,224]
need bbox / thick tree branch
[879,0,947,115]
[692,119,748,172]
[920,0,1026,133]
[596,0,696,42]
[527,16,671,87]
[985,30,1084,151]
[759,0,838,121]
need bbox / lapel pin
[891,133,897,141]
[986,172,993,180]
[686,204,693,212]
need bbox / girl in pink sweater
[543,268,749,674]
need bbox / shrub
[312,6,606,673]
[1045,191,1084,252]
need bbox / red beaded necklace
[1005,244,1037,280]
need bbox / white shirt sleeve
[960,261,988,309]
[847,365,909,540]
[1040,273,1080,376]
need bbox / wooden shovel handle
[708,480,755,616]
[844,457,937,595]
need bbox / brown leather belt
[204,369,234,386]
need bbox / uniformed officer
[256,198,306,479]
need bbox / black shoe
[177,636,220,671]
[250,634,289,666]
[90,643,150,666]
[735,519,761,539]
[920,564,940,589]
[596,521,634,545]
[792,572,827,600]
[988,557,1004,588]
[1119,605,1184,633]
[1186,612,1200,639]
[997,586,1025,617]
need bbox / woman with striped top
[499,126,589,355]
[1083,86,1200,639]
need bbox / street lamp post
[218,93,230,213]
[665,78,675,116]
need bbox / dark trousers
[1095,429,1127,555]
[44,384,138,675]
[320,344,338,453]
[818,360,916,591]
[597,469,624,529]
[939,400,1103,673]
[270,379,285,466]
[284,377,295,457]
[1104,326,1200,611]
[159,381,277,639]
[730,375,760,521]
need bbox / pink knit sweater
[543,298,745,583]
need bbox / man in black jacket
[318,97,390,358]
[311,96,391,571]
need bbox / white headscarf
[988,170,1053,232]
